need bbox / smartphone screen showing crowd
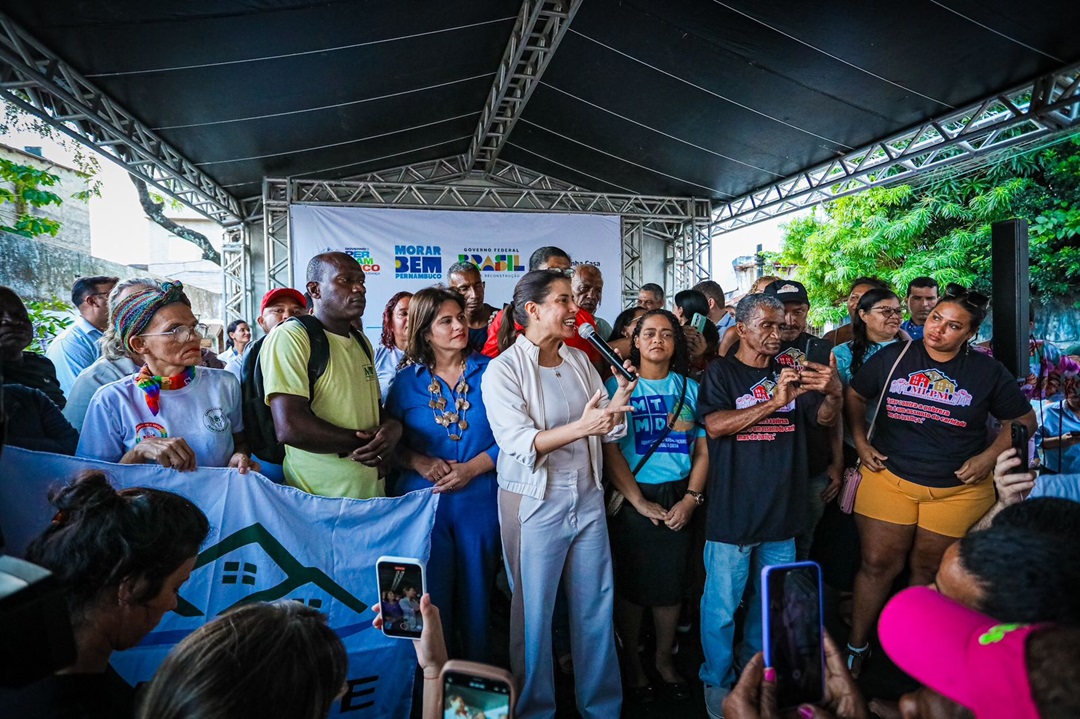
[762,561,825,711]
[440,660,516,719]
[375,556,426,640]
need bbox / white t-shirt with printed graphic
[77,367,243,468]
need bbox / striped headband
[113,280,191,353]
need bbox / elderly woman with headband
[77,280,257,472]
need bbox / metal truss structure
[221,224,252,325]
[262,172,710,292]
[712,61,1080,234]
[465,0,581,173]
[0,13,242,225]
[345,154,584,191]
[668,220,713,296]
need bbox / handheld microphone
[578,324,637,382]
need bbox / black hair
[629,309,690,377]
[673,290,709,322]
[640,283,664,300]
[610,306,646,341]
[497,270,569,352]
[1027,626,1080,719]
[72,275,119,307]
[527,246,570,271]
[224,319,248,350]
[937,283,989,332]
[990,497,1080,541]
[957,525,1080,625]
[849,287,901,375]
[906,276,938,295]
[847,276,890,295]
[137,601,348,719]
[25,471,209,626]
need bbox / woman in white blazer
[482,269,636,719]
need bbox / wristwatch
[685,489,705,506]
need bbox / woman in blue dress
[385,287,500,662]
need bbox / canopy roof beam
[712,61,1080,235]
[465,0,581,173]
[0,12,242,223]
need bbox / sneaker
[704,684,727,719]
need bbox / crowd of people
[1,249,1079,719]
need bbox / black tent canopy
[4,0,1078,211]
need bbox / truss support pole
[221,224,251,325]
[0,12,241,224]
[466,0,581,173]
[712,61,1080,234]
[263,179,292,292]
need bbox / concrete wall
[0,144,91,255]
[0,230,222,337]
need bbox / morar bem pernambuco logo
[890,369,972,407]
[395,244,442,280]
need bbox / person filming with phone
[482,268,637,719]
[696,293,842,718]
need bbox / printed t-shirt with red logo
[849,340,1031,488]
[699,356,824,545]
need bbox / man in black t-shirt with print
[762,279,844,559]
[697,294,843,718]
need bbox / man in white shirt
[46,275,118,394]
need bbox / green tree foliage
[776,135,1080,325]
[24,296,74,354]
[0,157,63,238]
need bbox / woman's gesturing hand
[577,389,633,436]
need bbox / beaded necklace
[427,360,470,440]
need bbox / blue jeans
[699,538,796,691]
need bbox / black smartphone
[1011,423,1029,473]
[440,660,517,719]
[761,562,825,711]
[375,556,426,640]
[804,337,832,367]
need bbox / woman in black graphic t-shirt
[842,285,1035,677]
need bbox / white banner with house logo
[289,205,624,333]
[0,447,439,718]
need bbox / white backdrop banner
[0,447,438,718]
[289,206,623,333]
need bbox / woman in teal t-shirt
[603,309,708,703]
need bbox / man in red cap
[223,288,307,379]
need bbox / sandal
[845,643,871,679]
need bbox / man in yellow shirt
[261,252,401,498]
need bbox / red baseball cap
[879,587,1041,719]
[259,287,306,314]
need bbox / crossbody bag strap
[866,341,912,443]
[631,373,689,476]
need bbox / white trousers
[498,468,622,719]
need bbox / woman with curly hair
[603,309,707,703]
[374,291,412,402]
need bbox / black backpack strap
[289,315,372,400]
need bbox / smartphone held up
[762,561,825,711]
[440,660,516,719]
[375,556,426,640]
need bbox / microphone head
[577,324,596,339]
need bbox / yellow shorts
[853,465,994,538]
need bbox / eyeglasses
[546,268,575,278]
[138,324,209,342]
[869,307,905,318]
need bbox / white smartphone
[375,555,426,640]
